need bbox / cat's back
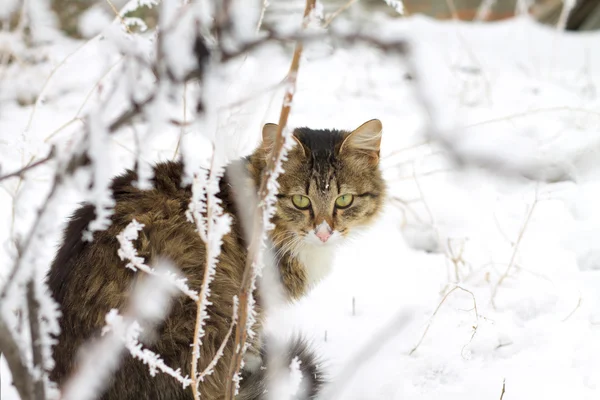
[47,161,247,390]
[48,161,194,306]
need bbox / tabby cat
[47,119,386,399]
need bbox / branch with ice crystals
[195,296,238,382]
[382,0,404,14]
[117,220,199,301]
[189,151,232,400]
[225,1,318,398]
[83,112,116,240]
[61,264,178,400]
[103,310,192,387]
[118,0,159,18]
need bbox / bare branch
[26,280,46,400]
[491,188,539,308]
[562,294,582,322]
[409,285,479,356]
[0,317,34,400]
[0,148,55,183]
[225,0,318,397]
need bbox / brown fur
[47,121,386,399]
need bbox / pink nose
[315,223,333,243]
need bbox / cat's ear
[261,123,305,156]
[340,119,382,161]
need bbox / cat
[47,118,386,399]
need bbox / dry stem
[491,188,539,308]
[409,285,479,356]
[324,0,359,27]
[224,1,317,398]
[26,280,46,400]
[562,294,582,322]
[0,148,54,182]
[190,150,217,399]
[0,317,33,400]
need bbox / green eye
[335,194,354,209]
[292,195,311,210]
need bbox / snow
[2,10,600,400]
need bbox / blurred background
[45,0,600,39]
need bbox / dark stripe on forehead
[294,127,346,156]
[293,128,347,194]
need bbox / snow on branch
[187,151,233,400]
[117,220,200,301]
[382,0,405,15]
[103,310,192,387]
[61,262,179,400]
[224,0,319,398]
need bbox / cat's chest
[296,245,335,287]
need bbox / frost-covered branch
[186,151,232,399]
[382,0,405,15]
[224,1,318,397]
[61,262,179,400]
[103,310,192,387]
[117,220,199,300]
[196,296,239,381]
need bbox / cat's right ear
[261,123,305,156]
[340,119,383,162]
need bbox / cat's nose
[315,221,333,243]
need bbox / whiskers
[272,231,305,260]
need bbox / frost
[186,153,233,375]
[117,220,199,301]
[85,112,116,238]
[103,310,192,387]
[382,0,404,15]
[61,265,179,400]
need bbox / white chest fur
[297,244,335,287]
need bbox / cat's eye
[335,194,354,209]
[292,195,311,210]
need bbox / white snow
[2,10,600,400]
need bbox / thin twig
[0,148,54,182]
[491,188,539,308]
[26,280,46,400]
[255,0,269,33]
[499,378,506,400]
[106,0,133,34]
[224,1,317,398]
[465,106,600,129]
[409,285,479,356]
[323,0,359,27]
[562,294,582,322]
[0,317,33,400]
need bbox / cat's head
[251,119,386,253]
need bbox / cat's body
[47,120,386,399]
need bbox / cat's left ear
[340,119,382,162]
[262,123,305,156]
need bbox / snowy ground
[2,12,600,400]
